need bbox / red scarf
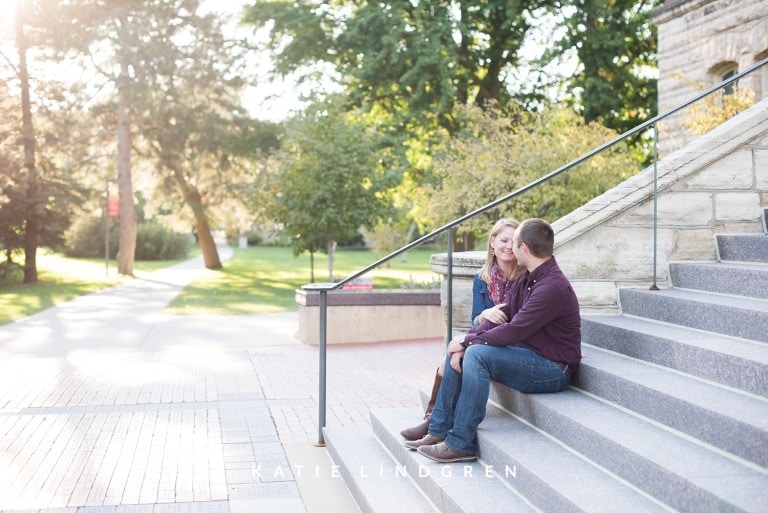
[488,262,512,305]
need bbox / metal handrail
[305,56,768,445]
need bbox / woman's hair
[478,217,526,283]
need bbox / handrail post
[446,228,453,343]
[303,282,336,447]
[651,122,660,291]
[317,289,328,446]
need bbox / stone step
[370,407,668,513]
[488,385,768,513]
[349,407,538,513]
[716,233,768,263]
[669,261,768,300]
[618,287,768,343]
[577,345,768,467]
[323,425,438,513]
[580,314,768,397]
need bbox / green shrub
[246,231,263,246]
[64,216,119,258]
[64,217,192,260]
[0,260,23,284]
[135,222,194,260]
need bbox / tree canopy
[417,102,637,238]
[257,97,400,280]
[4,0,270,273]
[546,0,661,134]
[0,0,674,286]
[243,0,558,130]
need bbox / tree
[113,20,137,276]
[546,0,661,136]
[128,2,278,271]
[0,2,89,282]
[24,0,261,271]
[417,102,637,239]
[131,4,259,270]
[0,86,25,269]
[675,77,756,136]
[25,0,147,275]
[243,0,557,130]
[261,98,398,281]
[12,1,42,283]
[0,79,89,276]
[243,0,662,242]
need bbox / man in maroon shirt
[404,218,582,462]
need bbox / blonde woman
[400,218,525,442]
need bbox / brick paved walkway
[0,249,443,513]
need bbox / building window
[709,62,739,95]
[722,69,737,95]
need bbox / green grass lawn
[0,245,441,324]
[165,245,441,315]
[0,249,195,326]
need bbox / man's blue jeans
[428,345,571,455]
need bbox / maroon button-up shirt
[462,256,582,368]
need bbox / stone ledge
[296,289,444,345]
[295,289,441,307]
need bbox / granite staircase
[323,207,768,513]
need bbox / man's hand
[481,303,508,325]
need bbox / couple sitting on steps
[400,217,582,463]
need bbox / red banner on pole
[107,195,119,217]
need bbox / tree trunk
[195,218,221,270]
[115,52,137,276]
[327,240,336,282]
[164,155,221,269]
[16,8,39,285]
[185,181,221,269]
[462,232,475,252]
[309,251,315,283]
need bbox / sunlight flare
[0,0,18,36]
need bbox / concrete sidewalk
[0,247,443,513]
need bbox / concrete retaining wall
[296,289,444,344]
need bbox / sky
[1,0,572,122]
[204,0,332,122]
[0,0,312,122]
[0,0,17,35]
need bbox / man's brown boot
[403,434,444,451]
[400,369,443,441]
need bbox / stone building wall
[653,0,768,155]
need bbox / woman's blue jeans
[428,345,570,455]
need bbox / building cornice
[652,0,719,23]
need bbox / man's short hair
[517,218,554,258]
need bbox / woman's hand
[447,335,465,355]
[447,334,466,373]
[450,351,463,373]
[480,303,508,325]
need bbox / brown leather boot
[400,369,443,441]
[399,417,430,442]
